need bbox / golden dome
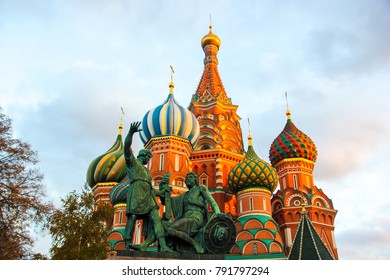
[201,25,221,49]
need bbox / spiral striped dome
[140,86,200,146]
[228,136,278,194]
[109,176,130,205]
[269,113,317,166]
[86,126,126,187]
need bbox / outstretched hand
[159,174,172,192]
[129,121,142,135]
[161,174,171,184]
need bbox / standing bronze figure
[123,121,172,252]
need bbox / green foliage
[0,107,53,259]
[31,253,49,260]
[49,184,114,259]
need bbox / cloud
[337,217,390,259]
[4,55,158,198]
[302,1,390,76]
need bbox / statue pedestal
[108,250,226,260]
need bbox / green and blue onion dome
[109,176,130,205]
[139,82,200,146]
[269,110,317,166]
[86,124,126,187]
[228,135,278,194]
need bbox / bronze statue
[166,172,229,253]
[123,121,172,252]
[122,122,235,254]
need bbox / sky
[0,0,389,260]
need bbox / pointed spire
[285,92,292,120]
[169,65,175,94]
[288,207,334,260]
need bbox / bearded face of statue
[138,149,152,165]
[185,173,197,189]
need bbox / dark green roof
[288,211,334,260]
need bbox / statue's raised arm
[124,121,142,164]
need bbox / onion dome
[269,110,317,166]
[228,135,278,194]
[139,82,200,146]
[201,25,221,49]
[86,124,126,187]
[109,176,130,205]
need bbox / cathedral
[86,25,338,260]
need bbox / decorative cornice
[114,203,126,208]
[191,148,244,162]
[237,187,272,196]
[274,157,315,169]
[92,182,118,192]
[144,135,193,147]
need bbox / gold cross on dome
[170,65,175,83]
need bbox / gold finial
[201,16,221,49]
[285,92,292,120]
[247,118,253,146]
[169,65,175,94]
[119,107,125,135]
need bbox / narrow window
[293,175,298,189]
[285,228,292,247]
[175,154,180,171]
[159,154,164,171]
[253,243,258,255]
[135,222,141,244]
[249,197,254,211]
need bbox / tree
[49,184,114,260]
[0,107,53,259]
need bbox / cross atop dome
[285,92,292,120]
[169,65,175,94]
